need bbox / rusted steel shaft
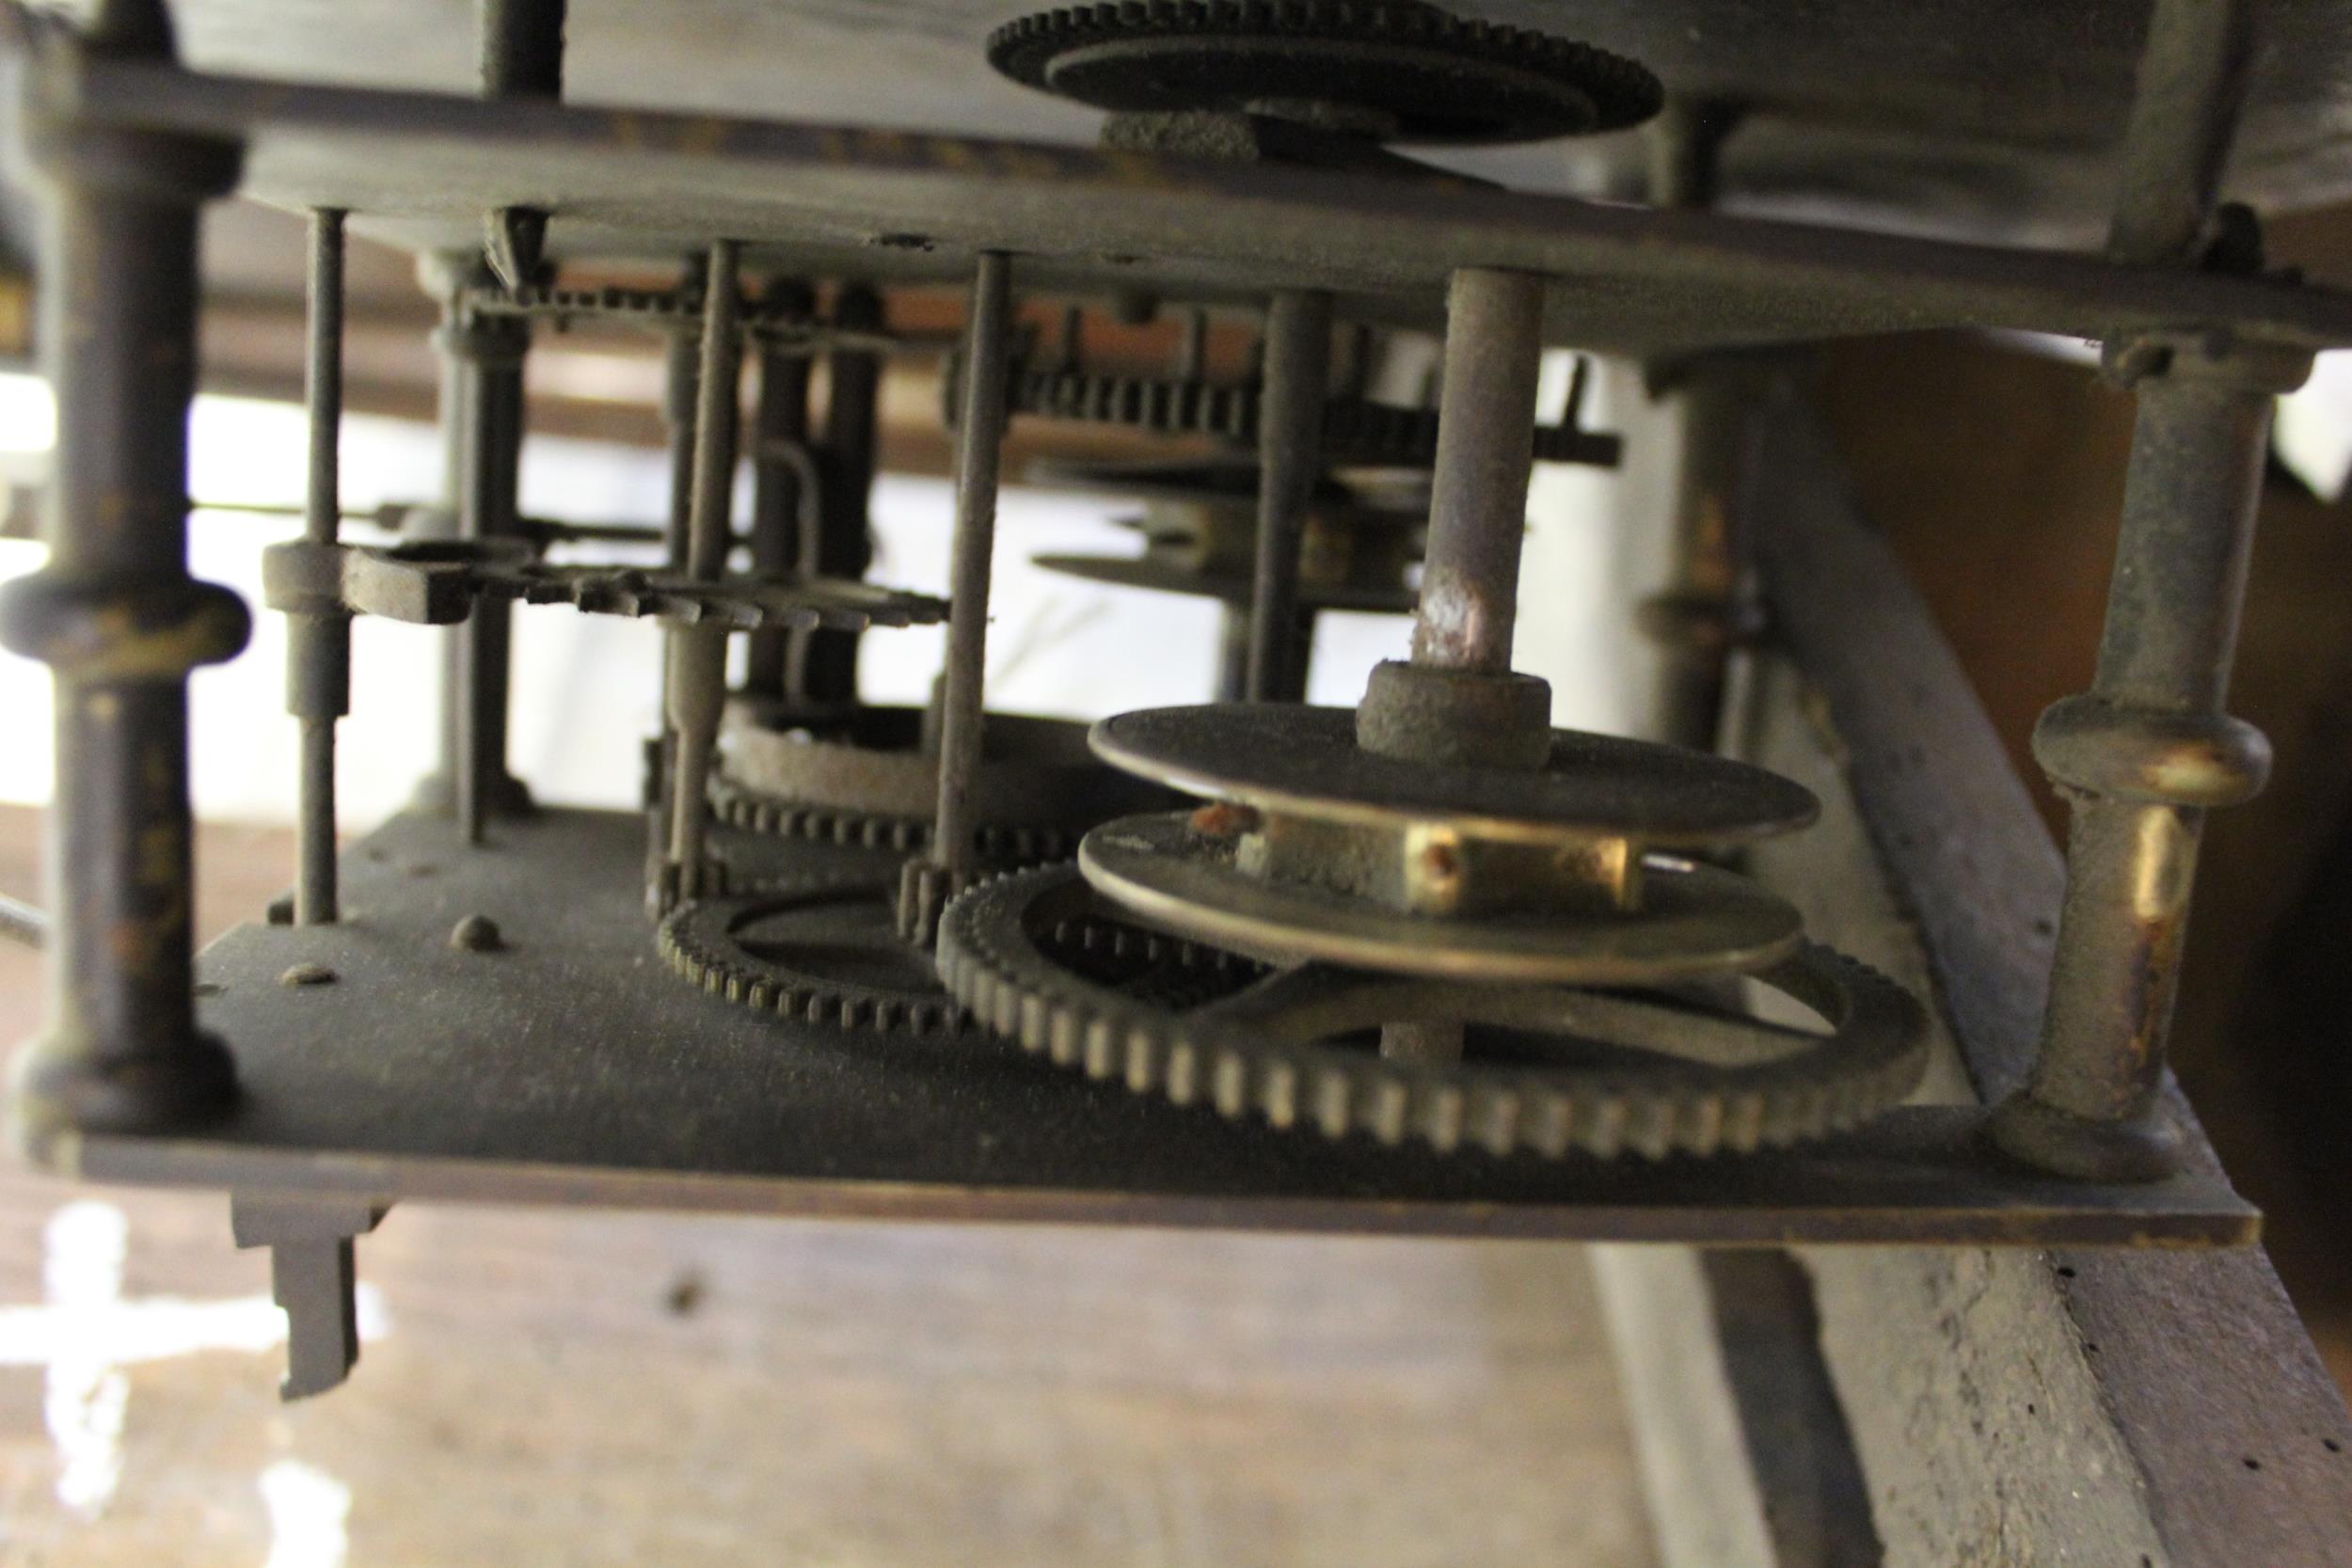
[479,0,566,98]
[446,293,530,845]
[2106,0,2257,268]
[744,278,816,699]
[899,252,1013,945]
[1245,288,1329,703]
[788,283,884,706]
[1358,268,1551,776]
[291,207,348,924]
[660,301,701,570]
[1640,360,1770,752]
[663,239,743,904]
[1413,268,1546,676]
[1993,0,2288,1180]
[1994,339,2309,1180]
[1369,268,1547,1065]
[0,16,247,1150]
[929,252,1014,875]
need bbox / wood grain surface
[0,808,1657,1566]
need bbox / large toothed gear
[988,0,1663,146]
[661,879,964,1037]
[936,863,1930,1159]
[711,702,1172,869]
[950,362,1616,468]
[707,780,1081,864]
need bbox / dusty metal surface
[50,808,2251,1245]
[902,248,1016,944]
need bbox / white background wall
[0,355,1644,833]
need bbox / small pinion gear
[936,863,1931,1160]
[987,0,1663,146]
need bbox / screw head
[450,914,504,953]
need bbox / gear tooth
[1212,1050,1249,1117]
[1528,1094,1572,1159]
[1422,1084,1465,1152]
[1312,1066,1352,1136]
[1124,1031,1162,1093]
[963,969,998,1030]
[1262,1057,1298,1129]
[1685,1094,1724,1158]
[1585,1096,1628,1159]
[1371,1079,1409,1146]
[1164,1040,1198,1103]
[1628,1099,1672,1161]
[1048,1010,1084,1067]
[1083,1025,1118,1080]
[1018,992,1052,1051]
[1474,1085,1519,1157]
[1724,1090,1765,1153]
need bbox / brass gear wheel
[988,0,1662,145]
[936,863,1931,1159]
[707,779,1078,864]
[661,878,963,1037]
[712,702,1168,869]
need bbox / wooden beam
[1749,403,2352,1567]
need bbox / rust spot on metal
[1189,800,1262,838]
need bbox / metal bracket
[230,1191,389,1401]
[261,537,946,631]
